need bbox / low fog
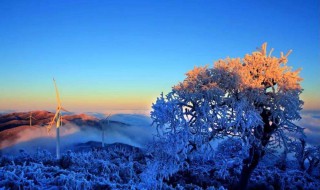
[1,111,319,156]
[296,110,320,145]
[0,114,155,156]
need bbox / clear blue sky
[0,0,319,112]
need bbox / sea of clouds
[296,110,320,145]
[0,112,155,156]
[0,109,319,156]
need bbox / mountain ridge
[0,110,132,150]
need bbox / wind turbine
[26,111,36,126]
[47,78,69,159]
[101,114,111,148]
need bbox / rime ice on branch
[151,43,304,189]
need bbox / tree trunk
[237,165,252,189]
[236,109,276,189]
[236,147,261,189]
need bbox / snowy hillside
[0,140,319,189]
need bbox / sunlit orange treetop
[174,43,302,94]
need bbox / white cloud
[0,114,155,156]
[295,111,320,145]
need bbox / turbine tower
[102,114,111,148]
[27,111,36,126]
[47,78,69,159]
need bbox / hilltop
[0,110,101,132]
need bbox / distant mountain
[0,111,154,153]
[0,111,132,132]
[73,141,143,153]
[0,111,131,150]
[0,111,102,132]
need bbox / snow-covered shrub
[0,143,147,189]
[213,138,247,183]
[290,138,320,176]
[33,148,56,166]
[250,166,320,190]
[140,130,190,189]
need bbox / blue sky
[0,0,319,112]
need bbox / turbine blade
[61,107,70,112]
[53,78,62,107]
[47,111,59,133]
[51,111,59,124]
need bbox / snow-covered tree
[151,43,304,189]
[291,138,320,175]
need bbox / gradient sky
[0,0,319,112]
